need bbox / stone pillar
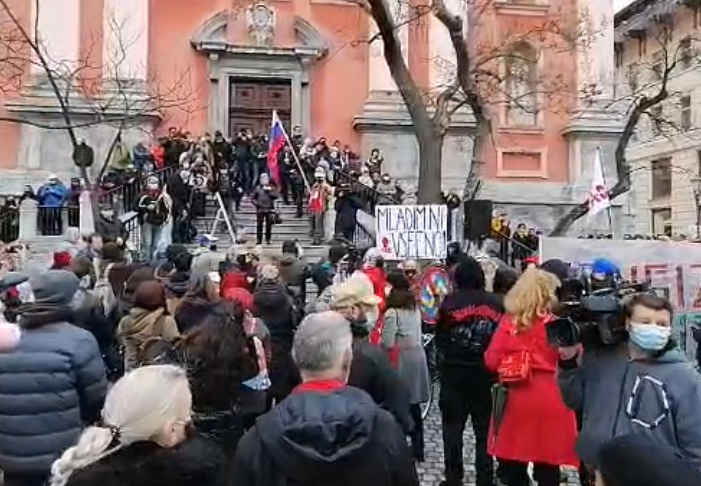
[367,1,409,93]
[18,199,39,241]
[79,191,95,236]
[103,0,150,81]
[576,0,615,101]
[428,0,462,90]
[562,0,627,235]
[32,0,81,74]
[325,195,336,242]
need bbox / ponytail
[49,426,119,486]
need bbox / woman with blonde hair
[484,268,578,486]
[49,365,225,486]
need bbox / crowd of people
[0,125,700,486]
[0,128,417,254]
[0,226,695,486]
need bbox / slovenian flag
[588,147,611,219]
[267,111,287,185]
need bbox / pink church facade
[0,0,625,231]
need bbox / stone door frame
[206,52,313,134]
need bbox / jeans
[440,383,494,486]
[256,212,273,244]
[141,223,163,260]
[409,403,425,460]
[310,212,325,244]
[497,460,560,486]
[292,185,304,216]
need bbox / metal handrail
[495,230,537,254]
[335,170,397,215]
[97,165,178,212]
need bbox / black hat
[540,258,570,282]
[454,257,485,291]
[598,434,701,486]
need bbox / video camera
[546,275,651,348]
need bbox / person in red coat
[360,248,388,345]
[484,268,578,486]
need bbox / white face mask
[147,184,159,191]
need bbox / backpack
[138,336,184,367]
[93,263,117,316]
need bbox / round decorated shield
[415,264,451,325]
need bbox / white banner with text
[375,205,448,260]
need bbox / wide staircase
[191,194,329,264]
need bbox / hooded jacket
[0,305,107,475]
[558,344,701,468]
[65,436,226,486]
[436,259,504,389]
[231,384,419,486]
[117,307,179,371]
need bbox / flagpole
[273,110,311,193]
[597,146,615,236]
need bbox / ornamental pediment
[191,7,327,58]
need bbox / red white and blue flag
[267,111,287,185]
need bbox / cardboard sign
[540,237,701,359]
[375,205,447,260]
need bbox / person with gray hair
[232,311,419,486]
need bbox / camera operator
[557,292,701,470]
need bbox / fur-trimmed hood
[65,436,225,486]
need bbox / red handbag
[497,349,531,383]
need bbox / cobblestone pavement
[417,397,581,486]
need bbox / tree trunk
[464,120,489,200]
[417,132,444,204]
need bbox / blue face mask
[628,322,671,351]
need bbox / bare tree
[0,0,202,192]
[550,8,692,235]
[353,0,579,203]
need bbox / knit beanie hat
[29,270,80,306]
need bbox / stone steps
[191,194,328,258]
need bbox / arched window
[504,42,538,126]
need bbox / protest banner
[375,205,447,260]
[540,237,701,359]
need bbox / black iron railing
[335,170,398,216]
[493,230,538,264]
[97,166,177,213]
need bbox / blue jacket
[0,308,107,475]
[37,183,68,208]
[558,344,701,468]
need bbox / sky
[614,0,635,12]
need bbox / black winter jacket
[349,339,412,433]
[0,305,107,475]
[94,215,128,244]
[436,289,504,389]
[231,386,419,486]
[65,436,226,486]
[251,185,278,213]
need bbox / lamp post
[692,174,701,240]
